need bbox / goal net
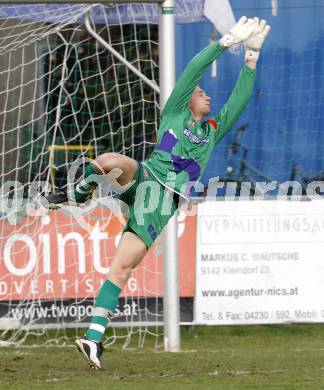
[0,2,167,347]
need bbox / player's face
[189,86,211,119]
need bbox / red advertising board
[0,206,196,301]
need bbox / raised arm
[212,18,271,144]
[212,65,256,145]
[162,42,225,117]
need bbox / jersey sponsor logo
[183,128,209,144]
[187,120,196,127]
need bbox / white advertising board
[195,200,324,324]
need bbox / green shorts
[118,162,179,248]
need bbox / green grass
[2,324,324,389]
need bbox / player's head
[189,86,211,119]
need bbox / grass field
[1,324,324,389]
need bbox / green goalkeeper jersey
[144,42,256,199]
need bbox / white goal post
[0,0,179,351]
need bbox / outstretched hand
[220,16,257,48]
[244,17,271,62]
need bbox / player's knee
[114,252,145,277]
[138,245,147,262]
[110,266,132,285]
[95,152,120,173]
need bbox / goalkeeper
[46,17,270,370]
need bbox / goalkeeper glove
[220,16,257,48]
[244,17,271,62]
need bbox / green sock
[73,164,100,202]
[86,280,121,343]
